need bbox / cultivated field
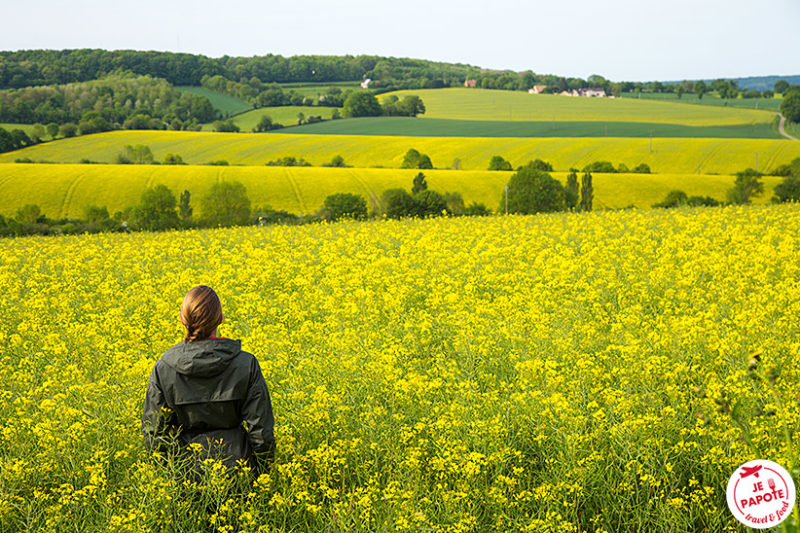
[382,88,777,126]
[620,91,782,111]
[287,117,779,139]
[2,207,799,531]
[175,86,253,116]
[0,163,784,219]
[211,106,338,132]
[3,130,798,174]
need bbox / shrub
[114,144,153,165]
[59,123,77,138]
[727,168,764,205]
[464,202,491,216]
[687,196,721,207]
[381,188,419,219]
[323,193,368,221]
[401,149,433,169]
[444,192,465,215]
[488,155,512,171]
[200,181,251,227]
[163,153,185,165]
[653,190,689,208]
[130,185,180,231]
[322,155,347,168]
[522,159,554,172]
[565,169,579,210]
[583,161,617,173]
[412,172,428,195]
[83,205,109,223]
[16,204,42,224]
[212,119,240,133]
[502,167,566,214]
[266,156,311,167]
[633,163,651,174]
[415,190,449,217]
[770,157,800,177]
[772,176,800,203]
[342,92,381,117]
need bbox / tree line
[0,72,216,126]
[7,48,782,104]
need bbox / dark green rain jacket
[141,338,275,474]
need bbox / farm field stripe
[284,168,308,214]
[0,164,784,219]
[380,88,776,126]
[60,170,90,219]
[346,168,379,207]
[286,117,780,139]
[3,131,800,175]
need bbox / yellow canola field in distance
[380,88,776,125]
[0,163,782,218]
[2,130,799,175]
[2,207,800,531]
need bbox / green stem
[765,380,799,533]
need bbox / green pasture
[0,123,54,140]
[382,88,776,126]
[275,81,360,97]
[286,116,780,139]
[204,107,339,132]
[175,86,252,116]
[620,91,782,111]
[0,163,782,219]
[2,130,798,175]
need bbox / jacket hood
[161,338,242,377]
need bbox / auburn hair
[180,286,223,342]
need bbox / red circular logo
[727,460,796,529]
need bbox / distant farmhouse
[464,79,477,88]
[360,79,372,89]
[560,88,607,97]
[528,85,547,94]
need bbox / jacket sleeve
[242,357,276,473]
[141,362,174,453]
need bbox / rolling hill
[381,88,777,126]
[0,163,782,219]
[2,130,797,175]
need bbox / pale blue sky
[2,0,797,81]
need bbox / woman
[142,285,275,476]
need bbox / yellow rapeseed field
[0,163,784,219]
[2,130,799,175]
[2,206,799,532]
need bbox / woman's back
[141,287,275,475]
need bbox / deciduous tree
[201,181,251,227]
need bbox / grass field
[620,91,783,111]
[0,123,55,141]
[175,86,253,116]
[2,130,798,174]
[275,81,360,97]
[786,121,800,139]
[204,107,339,132]
[286,116,780,139]
[382,88,776,126]
[0,163,783,219]
[2,207,800,531]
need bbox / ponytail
[180,286,223,342]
